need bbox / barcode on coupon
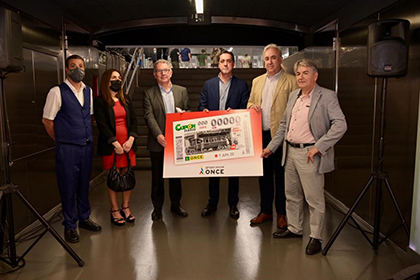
[176,136,183,160]
[244,118,251,154]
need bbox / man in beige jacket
[247,44,298,230]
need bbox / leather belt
[286,140,315,148]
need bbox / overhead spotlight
[195,0,204,14]
[228,47,233,52]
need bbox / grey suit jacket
[267,84,347,174]
[144,84,189,152]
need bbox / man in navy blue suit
[198,50,250,219]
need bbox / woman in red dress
[94,69,137,226]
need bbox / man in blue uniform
[42,54,101,243]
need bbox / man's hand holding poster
[163,109,263,178]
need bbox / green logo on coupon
[175,123,196,132]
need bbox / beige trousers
[284,145,325,240]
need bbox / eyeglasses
[154,69,171,74]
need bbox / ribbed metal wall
[326,0,420,249]
[0,14,105,233]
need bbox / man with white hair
[247,44,298,230]
[262,59,347,255]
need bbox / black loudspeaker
[0,7,23,71]
[367,19,410,77]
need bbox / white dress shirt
[261,70,282,131]
[43,79,93,120]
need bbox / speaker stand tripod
[0,71,84,269]
[322,77,410,255]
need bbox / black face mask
[68,67,85,82]
[110,80,122,92]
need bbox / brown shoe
[277,215,287,229]
[250,213,273,224]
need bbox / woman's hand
[112,141,124,154]
[123,137,135,153]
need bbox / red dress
[102,101,136,169]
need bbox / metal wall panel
[1,16,104,233]
[283,1,419,249]
[3,49,61,230]
[326,0,420,248]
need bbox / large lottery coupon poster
[163,109,263,178]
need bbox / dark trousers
[55,142,93,230]
[172,61,179,68]
[259,130,286,215]
[208,177,239,207]
[150,151,182,209]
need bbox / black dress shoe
[152,209,162,221]
[79,218,102,232]
[306,238,322,255]
[201,205,217,217]
[272,229,303,239]
[64,229,79,243]
[229,206,240,219]
[171,205,188,217]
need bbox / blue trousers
[208,177,239,207]
[55,142,93,230]
[259,130,286,215]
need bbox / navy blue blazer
[198,75,250,111]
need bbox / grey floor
[1,170,416,280]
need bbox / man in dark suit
[198,50,250,219]
[144,59,189,221]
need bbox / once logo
[204,168,224,175]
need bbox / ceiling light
[195,0,204,14]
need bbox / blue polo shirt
[180,48,191,62]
